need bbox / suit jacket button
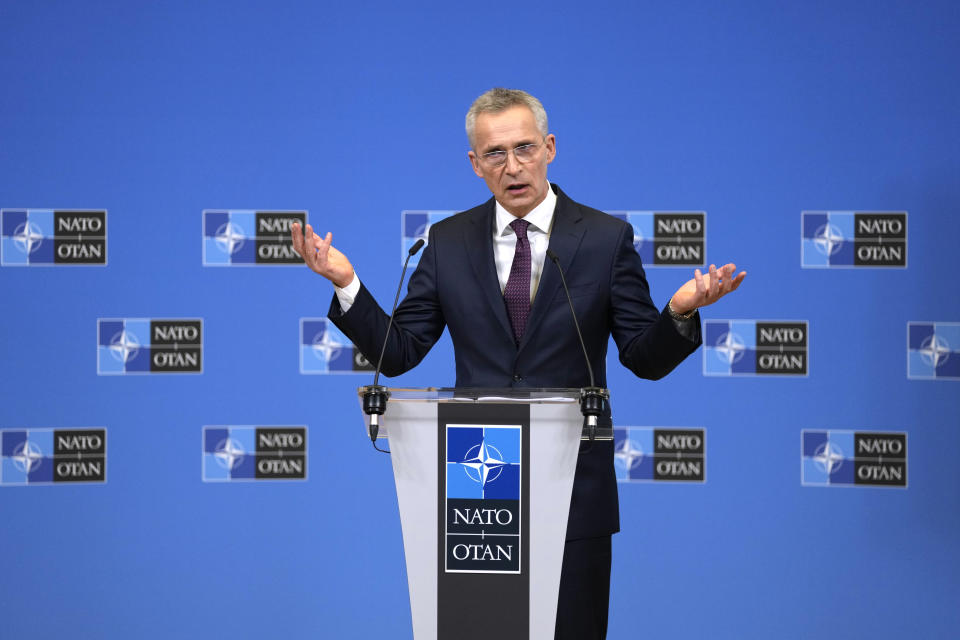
[513,374,523,382]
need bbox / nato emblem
[908,322,960,380]
[202,426,307,482]
[445,424,521,573]
[802,211,907,268]
[704,320,808,376]
[1,209,107,266]
[300,318,374,374]
[607,211,706,266]
[802,430,907,487]
[401,210,455,267]
[615,427,705,482]
[203,210,307,265]
[97,318,203,375]
[1,428,106,485]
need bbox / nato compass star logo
[214,222,246,255]
[312,326,346,364]
[918,334,950,368]
[460,441,507,487]
[12,440,43,473]
[614,435,644,472]
[908,322,960,380]
[400,210,455,266]
[13,221,45,255]
[714,331,746,365]
[214,438,245,470]
[813,223,844,256]
[109,330,140,363]
[812,441,844,474]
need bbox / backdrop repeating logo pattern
[908,322,960,380]
[607,211,706,266]
[801,211,907,268]
[1,209,107,266]
[400,210,455,266]
[1,429,107,485]
[203,210,307,265]
[704,320,809,376]
[445,424,521,574]
[97,318,203,375]
[202,426,307,482]
[614,427,705,483]
[299,318,373,374]
[802,430,907,487]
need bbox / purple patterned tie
[504,218,531,344]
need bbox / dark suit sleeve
[608,222,701,379]
[327,226,446,377]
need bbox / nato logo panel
[802,430,907,488]
[801,211,907,268]
[202,210,307,265]
[607,211,706,266]
[400,210,456,267]
[1,429,107,486]
[908,322,960,380]
[97,318,203,375]
[300,318,374,374]
[614,427,705,483]
[1,209,107,266]
[704,320,808,376]
[445,424,522,574]
[202,426,307,482]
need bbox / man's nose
[504,150,522,174]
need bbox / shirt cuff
[335,273,361,312]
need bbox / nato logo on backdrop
[202,426,307,482]
[1,209,107,266]
[801,211,907,268]
[401,210,455,266]
[203,210,307,265]
[445,424,521,574]
[1,429,107,486]
[908,322,960,380]
[300,318,374,374]
[614,427,705,483]
[704,320,808,376]
[802,430,907,487]
[607,212,706,266]
[97,318,203,374]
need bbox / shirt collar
[494,182,557,236]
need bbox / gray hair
[465,88,549,149]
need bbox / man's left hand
[669,263,746,315]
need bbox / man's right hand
[291,222,355,288]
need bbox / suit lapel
[464,199,515,343]
[518,187,586,353]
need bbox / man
[292,88,745,639]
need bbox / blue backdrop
[1,1,958,637]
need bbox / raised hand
[290,222,355,288]
[669,263,746,315]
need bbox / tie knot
[510,218,530,239]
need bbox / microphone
[546,249,609,442]
[362,238,425,452]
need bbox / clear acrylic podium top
[356,387,613,439]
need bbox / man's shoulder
[429,198,492,231]
[555,186,630,232]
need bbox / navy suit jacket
[330,184,701,539]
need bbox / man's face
[468,105,556,218]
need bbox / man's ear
[467,150,484,177]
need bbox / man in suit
[292,88,745,639]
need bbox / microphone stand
[361,238,425,453]
[546,249,610,443]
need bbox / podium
[357,388,612,640]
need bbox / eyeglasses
[478,141,544,168]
